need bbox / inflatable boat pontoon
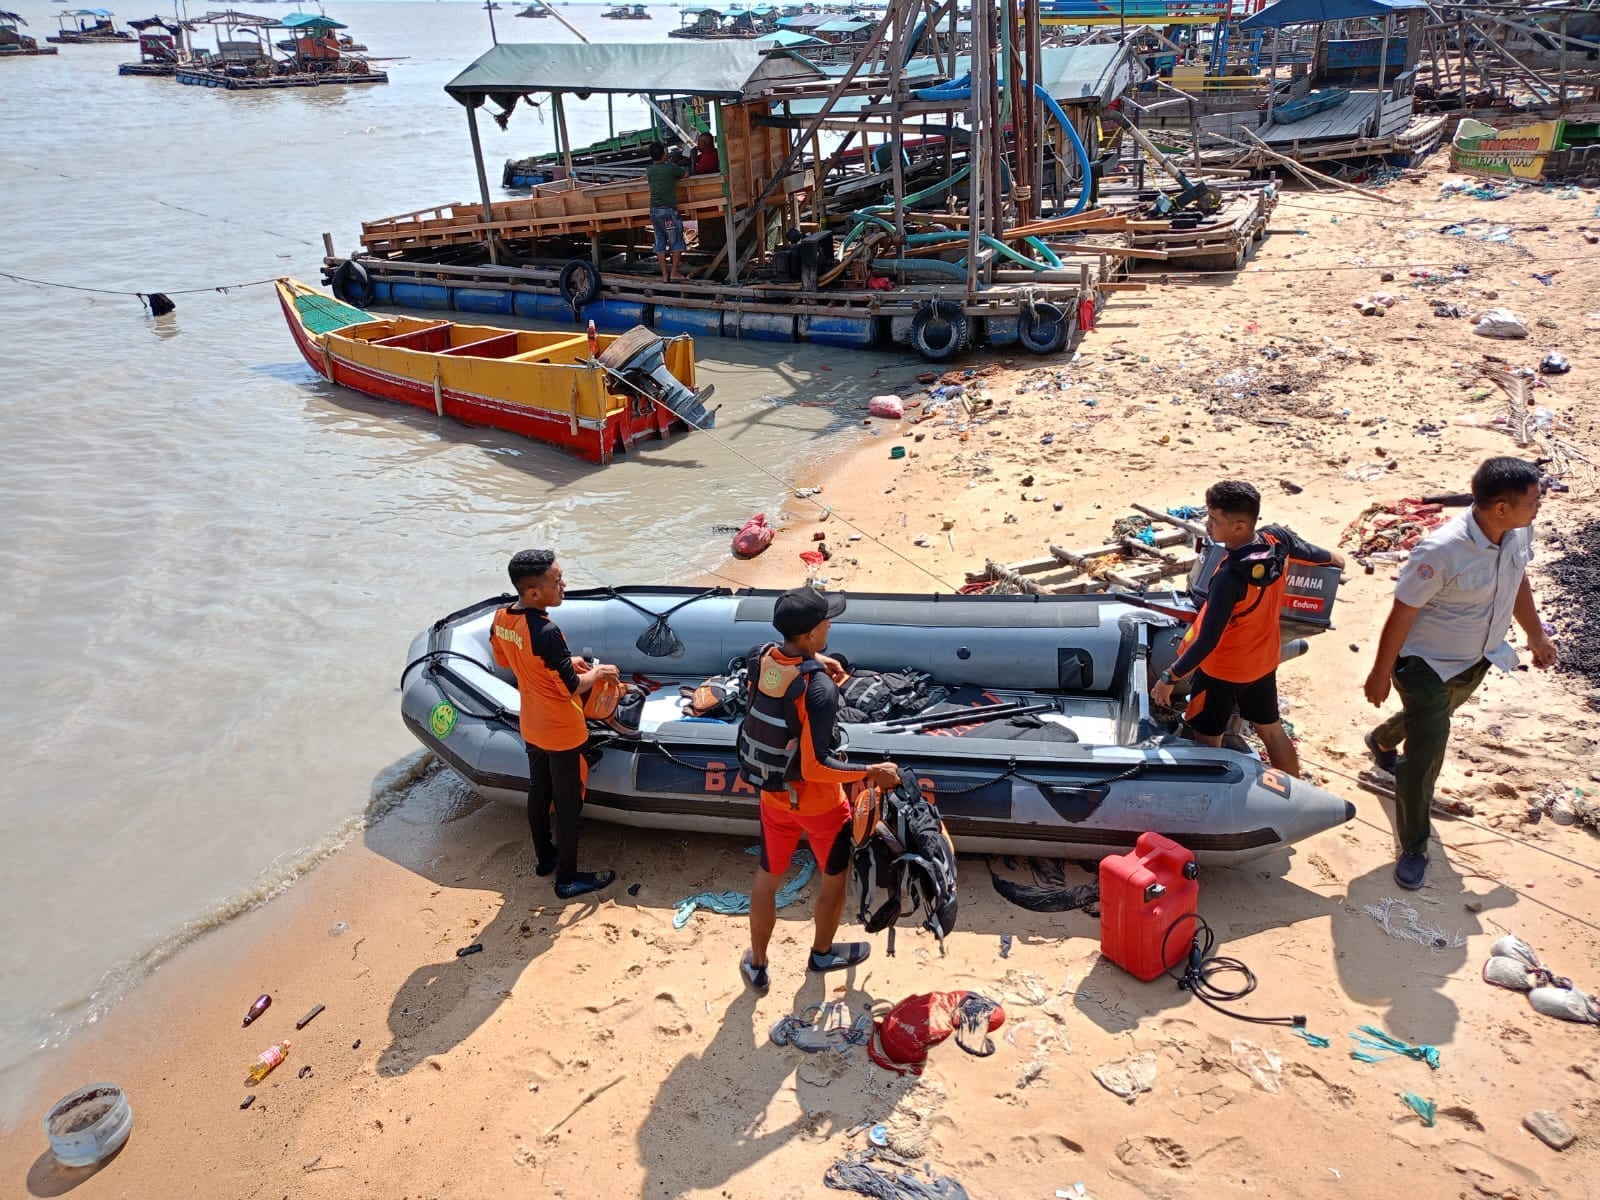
[401,587,1355,865]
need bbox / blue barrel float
[514,292,576,323]
[580,299,651,332]
[453,288,515,317]
[733,311,796,342]
[655,306,724,339]
[797,313,879,349]
[389,281,454,311]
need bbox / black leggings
[526,744,586,884]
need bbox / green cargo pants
[1371,655,1491,857]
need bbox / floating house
[2,11,60,55]
[321,12,1237,360]
[118,14,194,74]
[174,8,386,89]
[47,7,133,42]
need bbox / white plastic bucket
[44,1083,132,1168]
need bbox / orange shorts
[758,792,853,876]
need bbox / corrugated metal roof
[444,41,773,102]
[790,42,1139,111]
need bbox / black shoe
[554,869,616,900]
[741,952,770,994]
[534,845,559,877]
[1365,731,1398,775]
[1394,852,1428,891]
[807,942,871,973]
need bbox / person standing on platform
[645,142,689,283]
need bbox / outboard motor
[597,326,717,430]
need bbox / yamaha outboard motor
[598,326,717,430]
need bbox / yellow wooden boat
[276,278,714,464]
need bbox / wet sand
[5,161,1599,1199]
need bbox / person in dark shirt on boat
[1150,481,1344,776]
[645,142,689,284]
[690,132,719,176]
[738,588,902,992]
[491,549,620,899]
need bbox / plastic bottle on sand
[246,1041,291,1085]
[242,994,271,1027]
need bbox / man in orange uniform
[491,549,619,900]
[1150,481,1344,776]
[737,588,901,991]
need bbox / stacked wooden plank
[964,505,1204,596]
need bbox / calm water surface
[0,0,906,1105]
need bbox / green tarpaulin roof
[445,41,772,102]
[281,11,348,30]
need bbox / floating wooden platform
[175,64,387,89]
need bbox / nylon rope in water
[0,270,281,300]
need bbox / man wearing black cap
[737,587,901,992]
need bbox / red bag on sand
[868,991,1005,1076]
[731,513,774,559]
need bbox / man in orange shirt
[737,588,901,991]
[491,549,619,899]
[1150,480,1343,775]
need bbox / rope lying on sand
[672,849,815,929]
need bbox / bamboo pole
[1236,128,1400,203]
[1371,17,1391,138]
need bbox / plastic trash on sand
[1473,308,1529,339]
[867,395,905,419]
[44,1083,133,1168]
[731,513,774,560]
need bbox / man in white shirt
[1363,457,1557,890]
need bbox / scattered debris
[1523,1109,1577,1151]
[1361,897,1466,950]
[1473,308,1529,339]
[1092,1052,1157,1102]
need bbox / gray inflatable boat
[400,586,1355,865]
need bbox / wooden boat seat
[371,323,452,350]
[438,332,524,358]
[508,335,590,363]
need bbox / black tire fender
[910,299,967,362]
[331,259,375,308]
[558,258,602,309]
[1017,301,1068,355]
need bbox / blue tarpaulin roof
[1241,0,1427,29]
[756,28,822,46]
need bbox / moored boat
[46,7,133,42]
[1269,86,1351,126]
[402,587,1356,865]
[1,11,59,55]
[276,278,714,465]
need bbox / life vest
[851,778,959,957]
[734,645,825,793]
[1181,532,1289,684]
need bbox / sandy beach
[6,161,1599,1200]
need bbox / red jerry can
[1098,832,1199,982]
[1077,295,1097,333]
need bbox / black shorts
[1184,668,1279,737]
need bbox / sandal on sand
[741,952,770,993]
[807,942,871,973]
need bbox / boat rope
[1303,753,1600,878]
[399,650,516,727]
[1300,752,1600,935]
[598,366,960,593]
[0,269,280,309]
[671,848,816,929]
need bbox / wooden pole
[1371,16,1391,138]
[965,0,986,295]
[889,7,906,244]
[465,102,499,266]
[716,102,740,285]
[553,93,574,180]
